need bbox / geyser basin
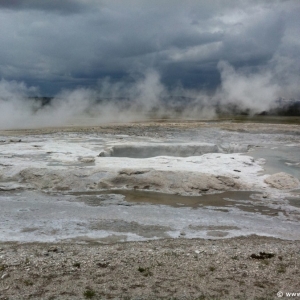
[1,121,300,243]
[103,142,250,158]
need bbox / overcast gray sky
[0,0,299,95]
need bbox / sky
[0,0,299,95]
[0,0,299,129]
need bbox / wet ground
[1,188,300,243]
[0,120,300,243]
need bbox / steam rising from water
[0,61,299,129]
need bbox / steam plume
[0,59,299,130]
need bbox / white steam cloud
[0,60,299,130]
[216,61,281,112]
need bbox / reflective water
[70,190,284,217]
[249,145,300,179]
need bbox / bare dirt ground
[1,118,300,137]
[1,236,300,300]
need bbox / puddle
[108,143,219,158]
[233,204,280,216]
[250,145,300,179]
[6,153,50,161]
[189,225,240,230]
[68,138,104,143]
[89,220,170,238]
[69,190,283,216]
[47,161,95,167]
[105,142,250,158]
[287,197,300,208]
[72,190,252,207]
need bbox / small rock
[96,262,109,268]
[48,247,58,253]
[79,157,95,163]
[98,151,109,157]
[264,172,300,190]
[250,252,275,259]
[1,273,9,280]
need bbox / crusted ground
[1,120,300,299]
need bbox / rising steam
[0,60,299,130]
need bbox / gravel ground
[0,236,300,300]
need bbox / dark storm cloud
[0,0,89,14]
[0,0,299,95]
